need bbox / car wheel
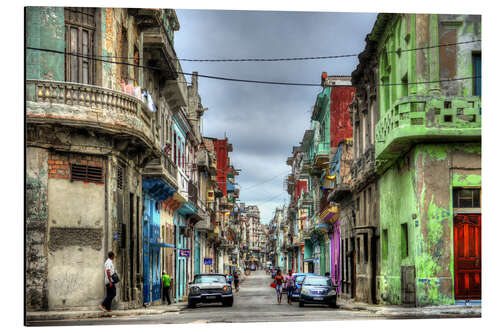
[223,300,233,307]
[188,301,196,308]
[328,296,337,308]
[299,301,304,307]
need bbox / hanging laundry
[144,91,157,112]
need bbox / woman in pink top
[285,271,295,305]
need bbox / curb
[338,302,481,318]
[26,303,186,322]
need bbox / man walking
[162,271,172,305]
[99,251,116,312]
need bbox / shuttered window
[70,164,103,183]
[64,7,95,84]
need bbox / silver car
[187,274,233,308]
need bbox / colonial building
[25,7,186,310]
[371,14,481,306]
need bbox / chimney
[321,72,328,86]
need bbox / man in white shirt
[99,251,116,312]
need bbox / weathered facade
[372,14,482,306]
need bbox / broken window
[453,188,481,208]
[64,7,95,84]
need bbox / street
[28,270,383,326]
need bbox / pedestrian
[233,270,240,292]
[285,271,295,305]
[274,269,284,304]
[162,271,172,305]
[99,251,116,312]
[325,272,330,277]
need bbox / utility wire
[241,171,290,191]
[173,40,481,62]
[26,47,482,87]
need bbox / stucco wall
[379,143,481,305]
[47,178,105,309]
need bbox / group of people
[272,270,331,305]
[272,270,295,305]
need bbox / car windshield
[303,277,332,286]
[193,275,226,284]
[295,276,306,283]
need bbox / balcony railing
[26,80,155,147]
[143,153,178,189]
[375,96,481,172]
[188,180,198,206]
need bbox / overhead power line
[173,40,481,62]
[241,170,290,191]
[26,47,481,87]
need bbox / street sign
[179,249,191,257]
[204,258,213,265]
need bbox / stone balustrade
[26,79,156,148]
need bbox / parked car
[187,274,233,308]
[298,275,337,308]
[291,273,317,301]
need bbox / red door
[454,214,481,300]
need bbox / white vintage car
[187,274,233,308]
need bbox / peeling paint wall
[26,147,49,310]
[379,143,480,305]
[26,7,65,81]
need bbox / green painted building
[371,14,481,306]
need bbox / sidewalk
[26,301,186,322]
[337,298,481,319]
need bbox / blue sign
[179,249,191,257]
[204,258,213,265]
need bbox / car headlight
[301,288,311,296]
[328,289,337,296]
[223,285,232,294]
[190,286,201,295]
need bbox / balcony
[143,153,178,190]
[188,180,199,207]
[26,80,156,149]
[194,208,213,232]
[319,205,339,223]
[142,16,187,110]
[196,149,217,175]
[375,96,481,173]
[312,141,330,172]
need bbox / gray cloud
[175,9,377,223]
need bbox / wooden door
[454,214,481,300]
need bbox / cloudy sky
[173,9,377,224]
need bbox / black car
[298,276,337,308]
[187,274,233,308]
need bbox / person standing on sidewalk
[285,271,295,305]
[274,270,284,304]
[162,271,172,305]
[99,251,116,312]
[233,270,240,292]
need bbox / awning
[150,241,175,248]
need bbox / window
[382,229,388,260]
[453,188,481,208]
[64,7,96,84]
[356,237,361,263]
[473,53,481,96]
[401,223,409,259]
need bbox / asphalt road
[30,270,383,326]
